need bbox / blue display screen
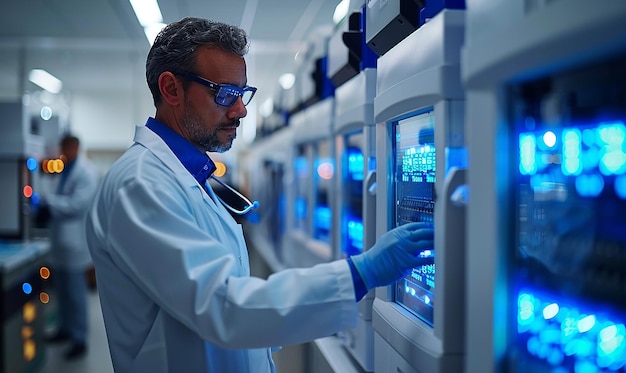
[515,121,626,371]
[313,140,334,243]
[511,58,626,372]
[392,109,436,327]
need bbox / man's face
[182,47,249,153]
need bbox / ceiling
[0,0,343,118]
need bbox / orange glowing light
[22,326,34,339]
[23,340,35,361]
[23,302,36,323]
[23,185,33,198]
[39,292,50,304]
[54,159,65,173]
[214,162,227,177]
[39,266,50,279]
[45,160,54,173]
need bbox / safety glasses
[184,73,257,107]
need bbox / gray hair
[146,17,249,107]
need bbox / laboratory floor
[40,290,114,373]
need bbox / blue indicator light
[31,192,41,205]
[547,348,565,366]
[577,315,596,333]
[582,128,596,148]
[518,291,626,370]
[574,338,594,358]
[418,249,434,258]
[519,133,537,175]
[529,175,543,190]
[599,324,619,341]
[596,122,625,146]
[347,219,363,251]
[615,175,626,199]
[596,122,626,175]
[314,206,332,230]
[527,336,541,355]
[563,338,579,357]
[543,303,560,319]
[26,157,38,172]
[575,174,604,197]
[518,293,535,328]
[543,131,557,148]
[562,129,582,176]
[347,148,364,181]
[576,358,598,373]
[599,148,626,175]
[518,122,626,199]
[562,317,579,340]
[22,282,32,294]
[598,324,624,356]
[539,329,561,344]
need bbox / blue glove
[350,222,434,291]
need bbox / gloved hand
[350,222,434,291]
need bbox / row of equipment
[242,1,626,372]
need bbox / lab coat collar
[145,117,217,185]
[133,125,236,220]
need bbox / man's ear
[158,72,184,106]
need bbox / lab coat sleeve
[104,177,358,349]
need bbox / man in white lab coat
[45,134,99,360]
[86,17,433,373]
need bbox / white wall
[69,89,153,152]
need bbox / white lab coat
[48,155,99,270]
[86,125,358,373]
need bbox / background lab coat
[48,155,99,271]
[86,125,358,373]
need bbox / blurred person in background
[43,134,100,360]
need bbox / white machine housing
[333,68,377,372]
[372,9,466,373]
[284,98,337,268]
[243,126,294,272]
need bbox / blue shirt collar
[145,117,216,185]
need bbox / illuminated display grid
[393,110,436,327]
[515,120,626,371]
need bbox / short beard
[182,106,234,153]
